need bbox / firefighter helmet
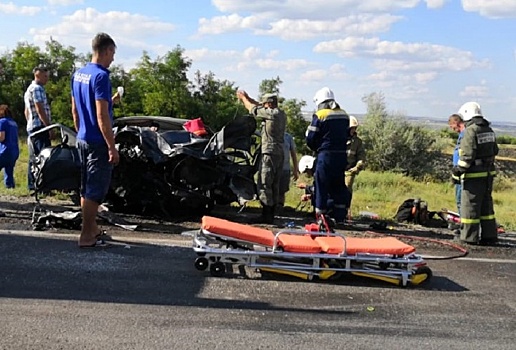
[313,87,334,106]
[458,101,483,121]
[298,155,315,173]
[349,115,359,128]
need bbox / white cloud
[257,14,401,40]
[197,14,267,35]
[462,0,516,19]
[315,37,490,74]
[460,84,490,98]
[29,8,175,53]
[212,0,421,18]
[425,0,447,9]
[0,1,41,15]
[301,69,328,81]
[47,0,84,5]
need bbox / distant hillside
[301,111,516,137]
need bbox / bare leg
[78,197,99,246]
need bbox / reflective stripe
[463,172,488,178]
[480,214,496,220]
[457,159,470,168]
[307,126,319,132]
[334,204,347,209]
[325,114,348,121]
[461,218,480,224]
[451,174,460,180]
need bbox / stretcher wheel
[210,262,226,277]
[194,257,209,271]
[411,266,433,286]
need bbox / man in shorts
[71,32,120,248]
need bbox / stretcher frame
[192,216,432,287]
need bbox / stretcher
[192,216,432,287]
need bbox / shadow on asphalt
[227,266,468,292]
[0,234,360,315]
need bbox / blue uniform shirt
[452,130,464,166]
[0,116,19,158]
[71,63,113,144]
[306,108,349,153]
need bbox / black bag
[395,198,429,225]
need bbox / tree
[42,38,80,126]
[190,70,240,131]
[0,43,45,126]
[359,92,448,180]
[129,48,192,118]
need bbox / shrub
[359,93,447,180]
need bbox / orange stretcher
[192,216,432,287]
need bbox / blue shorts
[77,140,113,204]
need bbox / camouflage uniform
[455,117,498,243]
[251,103,286,211]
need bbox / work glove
[347,167,359,175]
[451,166,465,178]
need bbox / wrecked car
[30,115,261,218]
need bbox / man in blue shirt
[71,32,120,248]
[0,105,19,188]
[448,113,465,214]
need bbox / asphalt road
[1,229,515,350]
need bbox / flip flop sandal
[96,230,112,241]
[79,238,112,249]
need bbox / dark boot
[263,205,275,225]
[252,205,274,224]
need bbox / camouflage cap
[261,93,277,103]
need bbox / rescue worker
[306,87,349,223]
[452,102,498,245]
[237,90,286,224]
[297,155,316,210]
[344,116,366,212]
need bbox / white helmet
[298,155,315,173]
[458,101,483,121]
[313,87,334,106]
[349,115,359,128]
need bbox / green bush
[359,93,448,180]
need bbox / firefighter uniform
[344,133,366,196]
[453,102,498,244]
[306,87,349,223]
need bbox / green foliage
[190,70,241,131]
[128,48,192,117]
[258,76,282,98]
[282,98,309,154]
[496,135,516,145]
[359,92,448,180]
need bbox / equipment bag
[395,198,429,225]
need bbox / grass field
[285,169,516,231]
[2,137,515,231]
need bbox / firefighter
[237,90,286,224]
[306,87,349,223]
[344,116,366,211]
[452,102,499,245]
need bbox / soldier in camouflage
[237,90,286,224]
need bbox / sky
[1,0,515,122]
